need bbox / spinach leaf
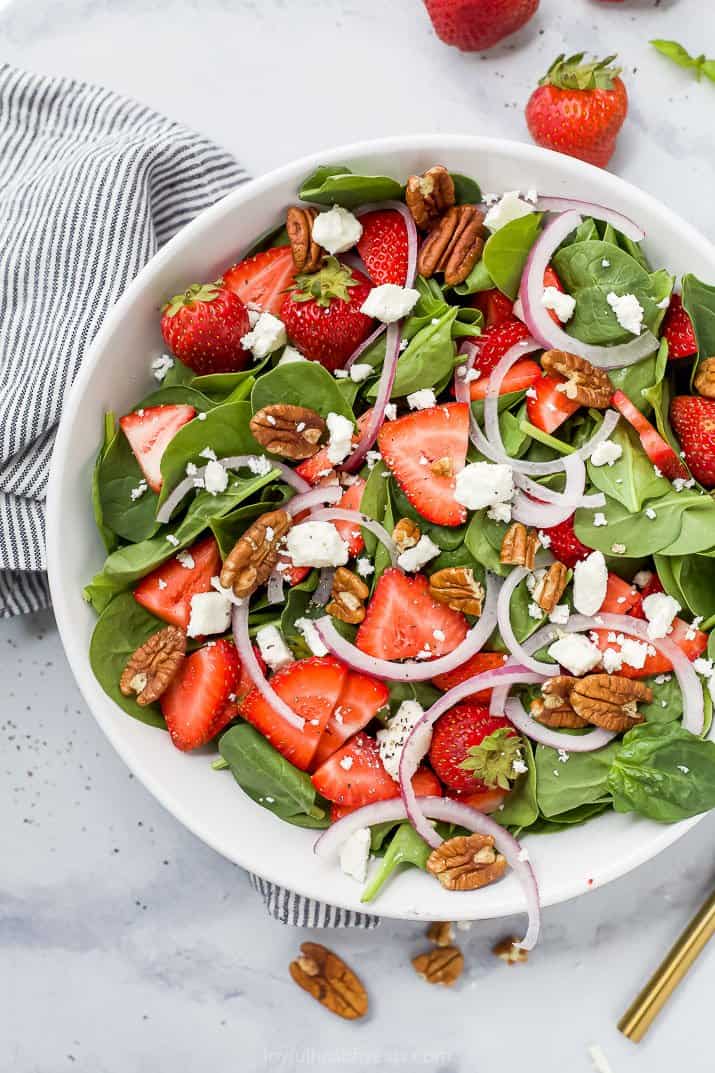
[453,257,494,296]
[535,739,621,818]
[465,509,511,576]
[210,494,285,558]
[482,213,542,300]
[358,460,390,557]
[609,348,662,415]
[499,737,538,830]
[298,164,401,208]
[92,412,121,553]
[657,499,715,556]
[240,220,290,258]
[280,572,322,655]
[451,173,482,205]
[387,680,441,717]
[218,724,329,827]
[574,488,712,559]
[390,483,468,552]
[361,823,431,903]
[682,273,715,369]
[161,357,195,388]
[369,306,458,399]
[608,722,715,822]
[192,358,269,402]
[137,384,215,412]
[587,421,671,512]
[639,672,691,724]
[252,361,354,421]
[669,555,715,619]
[89,592,166,728]
[97,420,160,543]
[524,802,610,833]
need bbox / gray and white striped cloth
[0,63,377,930]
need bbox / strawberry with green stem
[160,280,251,374]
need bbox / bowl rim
[47,133,710,919]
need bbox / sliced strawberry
[333,479,366,556]
[661,293,697,360]
[472,317,532,376]
[670,395,715,488]
[133,535,220,629]
[471,288,514,329]
[468,358,541,401]
[356,568,468,661]
[312,732,441,808]
[223,246,296,316]
[119,404,196,492]
[356,210,408,286]
[295,410,374,486]
[592,617,707,678]
[431,650,509,701]
[599,573,642,615]
[543,265,566,326]
[160,638,240,751]
[378,402,469,526]
[446,786,508,813]
[526,374,580,434]
[613,389,689,481]
[312,670,390,768]
[541,513,592,568]
[240,656,347,771]
[329,767,442,820]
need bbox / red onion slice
[345,322,386,370]
[314,795,541,950]
[356,201,418,288]
[511,456,604,528]
[519,210,658,368]
[341,322,401,473]
[314,573,501,682]
[307,507,399,565]
[312,567,336,607]
[285,484,343,516]
[231,603,304,730]
[505,696,616,751]
[496,567,561,675]
[514,463,605,510]
[535,196,644,241]
[156,455,310,525]
[266,569,285,605]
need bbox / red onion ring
[341,322,401,473]
[311,567,335,607]
[266,569,285,605]
[496,567,561,675]
[519,211,658,368]
[231,603,304,730]
[285,484,343,516]
[314,572,501,682]
[314,795,540,950]
[345,322,387,370]
[156,455,309,525]
[511,456,604,529]
[307,507,399,565]
[535,197,644,241]
[356,201,418,288]
[514,462,604,511]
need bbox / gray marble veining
[2,1,715,1070]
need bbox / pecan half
[412,945,464,986]
[249,404,326,460]
[541,350,613,409]
[120,626,186,706]
[326,566,370,625]
[426,921,455,948]
[532,562,569,613]
[500,522,540,570]
[286,205,323,273]
[694,357,715,399]
[219,508,291,599]
[427,833,507,892]
[531,675,588,729]
[393,517,421,553]
[289,942,367,1020]
[418,205,486,287]
[569,674,653,732]
[492,937,528,965]
[429,567,484,616]
[405,164,455,230]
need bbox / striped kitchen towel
[0,63,378,929]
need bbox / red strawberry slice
[312,732,441,808]
[661,294,697,360]
[591,618,707,679]
[329,767,442,820]
[543,265,566,326]
[526,374,580,434]
[468,358,541,401]
[431,650,509,701]
[599,573,642,615]
[160,638,240,751]
[446,786,508,813]
[670,395,715,487]
[312,670,390,768]
[429,703,515,792]
[240,656,347,771]
[333,479,366,556]
[119,404,196,493]
[357,210,409,286]
[223,245,296,317]
[356,568,468,661]
[471,288,514,329]
[472,317,532,377]
[541,514,591,569]
[235,645,265,704]
[378,402,469,526]
[133,534,220,629]
[614,390,689,481]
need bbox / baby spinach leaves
[586,421,670,512]
[89,592,166,728]
[499,737,538,830]
[482,213,542,300]
[97,418,161,544]
[252,361,355,421]
[682,273,715,380]
[298,164,402,208]
[361,822,431,903]
[534,739,621,818]
[575,486,715,559]
[92,412,121,553]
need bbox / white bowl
[47,135,715,922]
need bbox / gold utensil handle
[619,891,715,1042]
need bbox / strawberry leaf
[460,727,525,791]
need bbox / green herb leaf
[650,40,715,82]
[361,823,431,903]
[460,727,525,790]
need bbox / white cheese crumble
[349,363,372,383]
[573,551,608,616]
[311,204,363,255]
[256,625,293,671]
[377,700,430,782]
[165,534,180,547]
[295,616,328,656]
[454,461,514,512]
[360,283,420,323]
[606,291,644,336]
[483,191,534,232]
[593,512,608,527]
[240,311,287,358]
[247,455,273,476]
[356,556,374,577]
[204,459,229,495]
[406,388,438,411]
[151,354,174,382]
[130,480,148,501]
[325,412,354,464]
[339,827,371,883]
[187,591,231,638]
[277,346,307,365]
[384,403,398,421]
[397,533,441,573]
[642,592,681,639]
[285,521,349,568]
[548,634,602,676]
[549,604,570,625]
[601,647,623,674]
[176,549,195,569]
[590,439,623,467]
[541,286,576,324]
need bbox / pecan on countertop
[412,945,464,986]
[289,942,368,1020]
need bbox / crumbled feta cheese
[295,616,328,656]
[311,205,363,254]
[454,461,514,512]
[241,311,287,358]
[593,512,608,527]
[356,556,374,578]
[606,292,644,336]
[538,530,551,549]
[487,502,513,524]
[349,363,372,383]
[339,755,353,771]
[633,569,653,589]
[256,625,293,671]
[645,507,657,520]
[590,439,623,467]
[601,259,611,269]
[199,446,217,462]
[642,592,681,639]
[130,480,148,501]
[573,551,608,616]
[397,534,441,573]
[325,412,354,464]
[361,283,420,324]
[277,346,307,365]
[247,454,273,476]
[601,647,623,674]
[151,353,174,382]
[512,757,528,775]
[547,634,602,676]
[525,188,538,205]
[384,403,398,421]
[610,543,626,554]
[210,575,243,606]
[672,476,696,492]
[197,412,207,420]
[365,450,382,470]
[285,521,349,568]
[377,700,429,781]
[541,286,576,324]
[204,459,229,495]
[165,534,180,547]
[158,578,168,590]
[483,191,534,232]
[176,549,195,569]
[528,601,543,621]
[406,388,438,411]
[339,827,370,883]
[619,637,649,669]
[187,591,231,638]
[549,604,570,625]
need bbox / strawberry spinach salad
[86,162,715,950]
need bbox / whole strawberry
[429,703,520,792]
[161,280,251,374]
[661,294,697,359]
[280,257,374,372]
[670,396,715,487]
[526,53,628,168]
[424,0,539,52]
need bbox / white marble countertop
[2,1,715,1070]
